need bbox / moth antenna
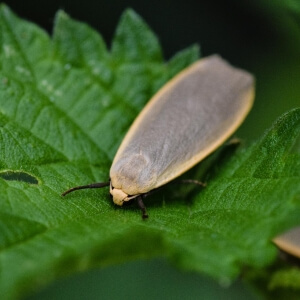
[62,182,110,197]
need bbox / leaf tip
[0,3,12,17]
[120,7,141,21]
[54,9,71,27]
[112,7,163,63]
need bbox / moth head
[110,182,138,206]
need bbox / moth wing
[110,55,255,195]
[274,227,300,258]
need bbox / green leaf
[111,8,163,63]
[246,261,300,299]
[0,4,299,299]
[280,0,300,14]
[269,267,300,290]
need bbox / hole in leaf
[0,171,39,184]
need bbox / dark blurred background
[7,0,299,299]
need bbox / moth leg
[226,137,241,146]
[136,195,148,219]
[179,179,206,187]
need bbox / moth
[62,55,255,218]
